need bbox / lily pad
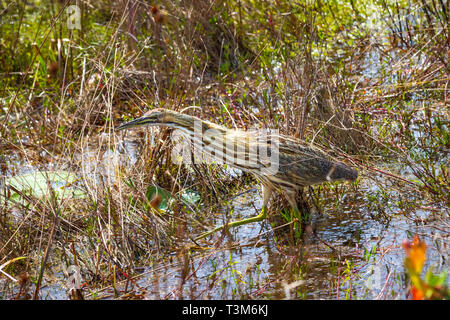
[1,171,85,204]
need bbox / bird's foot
[194,207,268,241]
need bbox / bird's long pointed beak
[115,116,147,131]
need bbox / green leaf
[181,189,201,206]
[146,185,201,210]
[146,185,171,210]
[425,270,447,287]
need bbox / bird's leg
[285,189,313,239]
[285,190,303,231]
[194,207,268,240]
[195,185,273,241]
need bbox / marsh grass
[0,0,448,299]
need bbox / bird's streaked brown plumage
[116,108,358,239]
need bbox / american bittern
[116,109,358,240]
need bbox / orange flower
[403,236,428,299]
[411,286,424,300]
[406,235,427,274]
